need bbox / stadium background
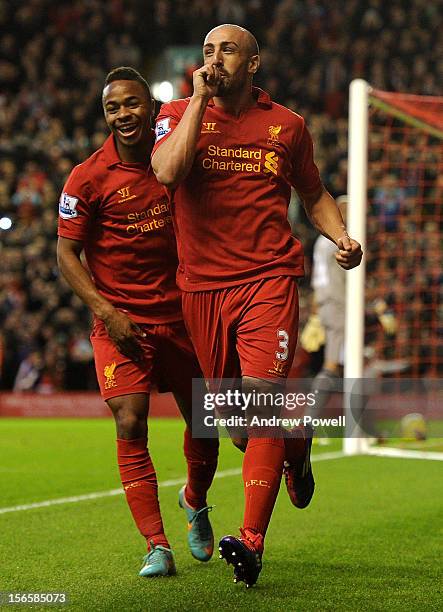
[1,0,441,391]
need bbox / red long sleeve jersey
[153,87,322,291]
[58,135,182,324]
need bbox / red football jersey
[58,135,182,324]
[153,87,322,291]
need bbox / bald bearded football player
[152,25,362,587]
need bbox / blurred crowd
[364,127,442,375]
[0,0,441,390]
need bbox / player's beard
[215,65,249,97]
[215,77,230,97]
[215,74,243,97]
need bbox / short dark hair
[104,66,151,97]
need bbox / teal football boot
[178,485,214,562]
[139,541,176,577]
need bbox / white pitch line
[312,450,346,462]
[366,447,443,461]
[0,452,345,516]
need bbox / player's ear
[248,54,260,75]
[150,99,156,124]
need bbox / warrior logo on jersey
[155,118,171,141]
[267,124,282,144]
[117,186,136,203]
[59,192,79,219]
[201,122,220,134]
[104,361,117,389]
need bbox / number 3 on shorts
[276,329,289,361]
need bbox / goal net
[343,80,442,457]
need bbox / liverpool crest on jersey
[267,124,282,146]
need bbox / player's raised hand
[103,309,146,362]
[192,64,221,100]
[335,235,363,270]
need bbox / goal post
[344,79,370,455]
[343,80,443,456]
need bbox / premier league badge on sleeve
[155,118,171,142]
[59,192,79,219]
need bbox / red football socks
[183,427,219,509]
[242,435,285,549]
[116,437,169,550]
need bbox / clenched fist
[335,234,363,270]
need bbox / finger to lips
[198,67,209,82]
[210,64,220,81]
[209,67,219,84]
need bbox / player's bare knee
[114,411,145,439]
[107,396,147,440]
[117,414,146,439]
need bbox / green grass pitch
[0,418,441,611]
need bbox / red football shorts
[182,276,299,384]
[91,319,201,401]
